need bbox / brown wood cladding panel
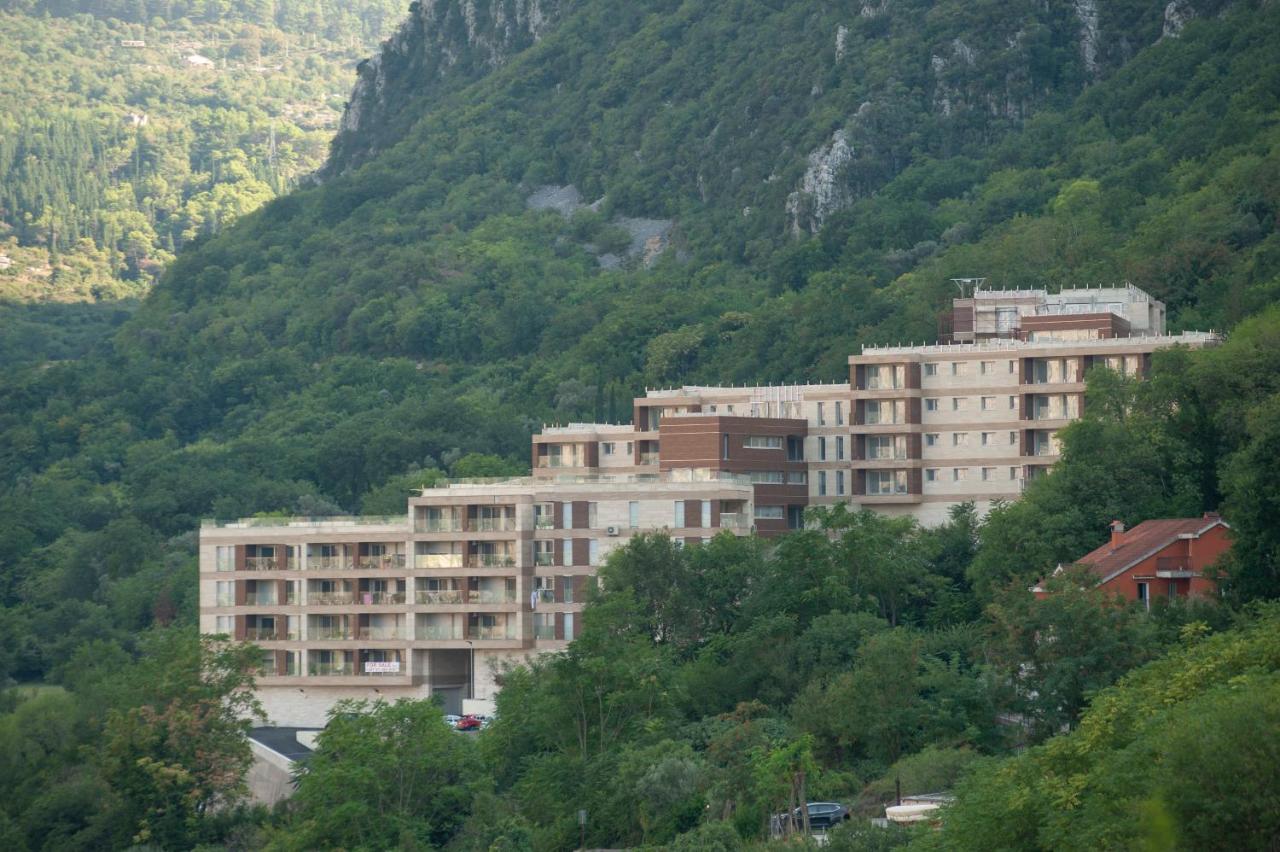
[1020,313,1130,339]
[906,362,921,389]
[909,469,923,494]
[553,539,564,567]
[683,499,702,528]
[908,397,922,424]
[571,501,589,529]
[585,442,599,467]
[571,574,589,601]
[571,538,589,567]
[553,501,564,529]
[855,470,867,495]
[275,547,288,570]
[554,612,565,640]
[909,433,923,458]
[710,500,721,527]
[277,580,289,606]
[234,580,247,606]
[235,545,246,572]
[234,615,246,640]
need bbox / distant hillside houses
[185,54,214,67]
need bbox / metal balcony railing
[472,517,516,532]
[243,556,278,571]
[416,589,466,605]
[534,517,555,529]
[244,593,278,606]
[416,554,464,569]
[308,662,354,677]
[244,627,282,641]
[534,625,556,640]
[308,627,352,640]
[308,556,352,570]
[468,554,516,568]
[355,554,406,571]
[416,518,463,533]
[467,625,517,641]
[417,625,463,641]
[308,592,355,605]
[355,591,406,605]
[534,552,555,567]
[356,627,403,640]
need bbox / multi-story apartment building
[200,282,1219,722]
[199,473,753,726]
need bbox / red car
[455,714,483,731]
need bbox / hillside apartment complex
[200,283,1219,725]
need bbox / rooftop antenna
[951,277,986,298]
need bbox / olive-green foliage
[921,604,1280,851]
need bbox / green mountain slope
[0,0,1277,683]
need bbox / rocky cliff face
[328,0,566,174]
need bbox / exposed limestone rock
[1074,0,1101,77]
[835,24,849,62]
[526,185,583,216]
[1162,0,1196,39]
[785,129,853,237]
[860,0,889,18]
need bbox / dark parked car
[793,801,851,831]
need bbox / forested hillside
[0,0,403,304]
[0,0,1278,847]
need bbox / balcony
[244,593,278,606]
[415,589,466,605]
[416,518,463,533]
[467,554,516,568]
[308,556,352,571]
[534,517,555,530]
[308,661,354,677]
[534,552,555,567]
[356,626,403,640]
[534,624,556,640]
[416,554,464,569]
[355,591,406,605]
[309,592,355,605]
[639,452,659,465]
[534,589,555,604]
[1156,556,1196,578]
[244,627,281,641]
[244,556,278,571]
[417,624,463,641]
[719,513,750,530]
[472,517,516,533]
[309,627,352,640]
[356,554,406,571]
[467,624,516,641]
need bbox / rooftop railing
[860,331,1220,356]
[203,515,404,530]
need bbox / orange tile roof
[1074,517,1226,583]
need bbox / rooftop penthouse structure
[200,282,1219,724]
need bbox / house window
[925,469,938,482]
[722,434,730,460]
[214,615,233,635]
[818,471,827,496]
[951,362,967,376]
[1008,360,1017,374]
[981,361,995,375]
[216,581,234,607]
[629,501,639,528]
[744,435,783,449]
[981,432,994,446]
[982,467,996,481]
[819,437,827,461]
[1137,582,1150,610]
[924,363,938,377]
[836,471,845,495]
[1010,467,1020,480]
[1009,431,1018,445]
[749,471,785,484]
[953,468,968,482]
[754,505,785,520]
[216,546,234,571]
[589,540,599,566]
[867,470,908,495]
[835,402,844,425]
[925,433,940,447]
[925,398,939,412]
[836,436,845,460]
[701,500,711,528]
[952,397,967,411]
[786,471,808,485]
[588,502,598,529]
[673,501,684,527]
[601,442,615,456]
[817,402,825,425]
[953,432,968,447]
[981,396,996,411]
[1008,396,1017,410]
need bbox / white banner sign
[364,660,400,673]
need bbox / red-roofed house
[1033,514,1230,607]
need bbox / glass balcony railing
[354,591,406,605]
[416,554,464,569]
[472,517,516,532]
[356,626,403,640]
[244,556,278,571]
[468,554,516,568]
[355,554,406,571]
[415,518,463,533]
[307,556,352,570]
[534,552,555,567]
[414,589,515,605]
[534,625,556,640]
[244,593,278,606]
[534,517,555,529]
[467,624,517,641]
[308,661,354,677]
[244,627,283,641]
[719,513,750,529]
[308,591,355,605]
[534,589,555,604]
[308,627,352,640]
[417,625,463,641]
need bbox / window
[787,435,804,461]
[588,502,598,529]
[743,435,783,449]
[953,432,968,447]
[216,581,234,607]
[701,500,711,528]
[951,362,967,376]
[925,469,938,482]
[534,613,555,640]
[588,540,599,566]
[534,540,554,566]
[1008,360,1017,374]
[865,400,905,424]
[1009,395,1017,410]
[628,501,639,528]
[953,467,968,482]
[1137,582,1150,610]
[722,433,730,460]
[1010,467,1020,480]
[1009,431,1018,445]
[818,437,827,461]
[926,398,939,412]
[817,402,826,425]
[981,361,995,375]
[836,471,845,495]
[981,432,995,446]
[626,442,633,455]
[924,363,938,377]
[563,612,575,640]
[868,435,906,459]
[788,506,805,530]
[867,470,908,495]
[982,467,996,481]
[748,471,784,484]
[925,433,940,447]
[835,401,844,425]
[836,436,845,461]
[216,546,234,571]
[754,505,785,520]
[952,397,967,411]
[981,396,996,411]
[818,471,827,496]
[214,615,233,635]
[601,442,615,455]
[673,501,684,527]
[786,471,808,485]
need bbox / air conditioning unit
[606,525,620,536]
